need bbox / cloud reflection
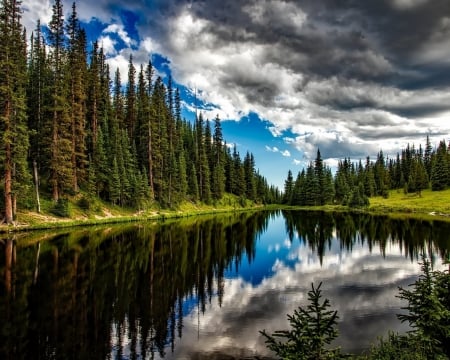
[159,239,445,358]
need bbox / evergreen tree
[244,152,256,200]
[334,160,351,204]
[305,163,319,206]
[424,135,433,180]
[0,0,30,222]
[431,141,448,191]
[398,257,450,357]
[260,282,341,359]
[283,170,294,205]
[291,170,305,206]
[125,54,136,138]
[48,0,72,201]
[66,3,87,192]
[211,115,225,200]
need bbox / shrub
[51,198,70,217]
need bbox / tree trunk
[33,160,41,213]
[148,119,154,198]
[4,101,13,224]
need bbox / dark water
[1,210,449,359]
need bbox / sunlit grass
[369,188,450,218]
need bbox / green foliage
[77,196,90,211]
[260,282,342,359]
[363,332,436,360]
[348,183,369,208]
[51,198,70,217]
[397,257,450,357]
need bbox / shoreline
[2,188,450,233]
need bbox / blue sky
[22,0,450,189]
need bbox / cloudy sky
[22,0,450,188]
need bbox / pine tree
[0,0,31,222]
[283,170,294,205]
[424,135,433,180]
[314,149,325,205]
[48,0,72,201]
[211,115,225,200]
[260,282,341,359]
[66,3,87,192]
[125,54,136,138]
[244,152,256,201]
[431,140,449,191]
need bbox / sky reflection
[155,214,446,358]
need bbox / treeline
[283,136,450,207]
[0,0,280,224]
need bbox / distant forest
[283,136,450,207]
[0,0,281,224]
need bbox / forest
[282,137,450,208]
[0,0,281,224]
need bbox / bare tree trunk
[33,160,41,213]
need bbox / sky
[21,0,450,189]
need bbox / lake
[1,210,449,359]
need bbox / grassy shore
[2,188,450,233]
[368,188,450,220]
[0,193,273,233]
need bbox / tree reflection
[0,211,272,359]
[283,210,450,263]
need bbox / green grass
[0,192,268,233]
[368,188,450,220]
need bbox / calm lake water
[1,210,449,359]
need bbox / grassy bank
[368,188,450,220]
[277,188,450,222]
[3,188,450,233]
[0,193,272,233]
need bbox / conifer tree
[66,3,87,192]
[211,115,225,200]
[0,0,30,222]
[431,140,449,191]
[48,0,72,201]
[424,135,433,180]
[283,170,294,204]
[244,152,256,200]
[260,282,341,359]
[125,54,136,138]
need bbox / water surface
[1,210,449,359]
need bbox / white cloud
[281,150,291,157]
[265,146,279,153]
[98,35,117,56]
[103,23,136,47]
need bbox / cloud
[265,146,291,157]
[23,0,450,166]
[103,23,136,47]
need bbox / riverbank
[2,188,450,233]
[281,188,450,222]
[0,193,274,233]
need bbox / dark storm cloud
[175,0,450,89]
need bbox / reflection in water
[0,211,449,359]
